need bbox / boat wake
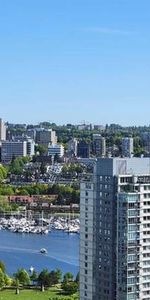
[45,253,79,266]
[0,245,38,254]
[0,246,79,266]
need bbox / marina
[0,215,80,234]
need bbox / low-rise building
[48,143,64,158]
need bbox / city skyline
[0,1,150,125]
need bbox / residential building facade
[1,141,27,163]
[36,128,57,146]
[141,132,150,154]
[80,157,150,300]
[68,138,78,156]
[77,140,90,158]
[92,134,106,157]
[48,143,64,158]
[122,137,134,157]
[26,139,35,157]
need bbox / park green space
[0,288,79,300]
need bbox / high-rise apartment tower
[80,157,150,300]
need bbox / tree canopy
[14,268,31,285]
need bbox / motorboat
[40,248,48,254]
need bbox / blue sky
[0,0,150,125]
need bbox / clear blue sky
[0,0,150,125]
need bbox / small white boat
[43,229,49,234]
[40,248,48,254]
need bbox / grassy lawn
[0,288,79,300]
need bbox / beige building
[0,119,6,141]
[36,128,57,147]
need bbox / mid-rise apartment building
[92,134,106,157]
[13,136,35,157]
[26,139,35,157]
[1,141,27,163]
[141,132,150,154]
[36,128,57,146]
[77,140,90,158]
[80,157,150,300]
[68,138,78,156]
[122,137,134,157]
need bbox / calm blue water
[0,230,79,276]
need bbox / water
[0,230,79,276]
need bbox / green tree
[63,272,74,283]
[21,156,30,164]
[48,269,62,286]
[35,145,47,156]
[0,261,6,273]
[75,272,79,283]
[4,274,12,286]
[14,268,31,286]
[38,269,50,292]
[49,271,58,286]
[62,281,78,295]
[0,270,5,289]
[0,185,14,196]
[55,268,62,283]
[16,188,29,196]
[0,165,7,182]
[9,158,23,175]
